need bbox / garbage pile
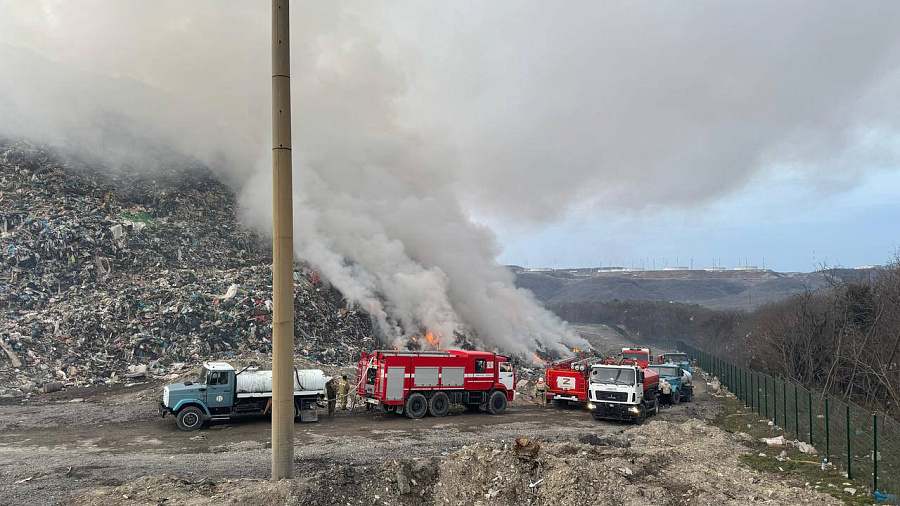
[0,139,373,397]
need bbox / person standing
[535,377,547,406]
[338,375,351,410]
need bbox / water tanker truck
[587,364,659,424]
[648,363,693,403]
[158,361,329,431]
[657,351,693,373]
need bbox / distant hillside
[515,268,875,311]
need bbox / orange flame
[532,354,545,365]
[424,332,441,350]
[572,348,581,353]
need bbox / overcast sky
[2,0,899,273]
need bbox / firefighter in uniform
[535,377,547,406]
[338,375,351,410]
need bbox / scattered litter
[761,435,786,446]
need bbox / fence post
[751,372,755,412]
[783,381,787,430]
[743,369,747,406]
[773,379,778,425]
[846,405,852,479]
[765,376,769,419]
[873,412,878,493]
[794,384,799,438]
[750,371,759,414]
[825,398,830,461]
[808,391,813,445]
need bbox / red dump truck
[545,356,603,407]
[357,350,516,418]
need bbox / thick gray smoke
[3,1,900,351]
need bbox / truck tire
[404,393,428,419]
[176,406,205,431]
[683,387,693,402]
[488,390,508,415]
[633,404,647,425]
[671,390,680,404]
[428,392,451,417]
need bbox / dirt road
[0,373,716,504]
[0,326,836,505]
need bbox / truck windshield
[590,367,635,386]
[196,366,211,384]
[665,354,688,362]
[622,352,647,362]
[651,366,679,377]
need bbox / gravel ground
[0,326,806,505]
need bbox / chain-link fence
[678,342,899,496]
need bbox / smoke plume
[3,1,900,351]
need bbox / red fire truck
[545,356,603,407]
[356,349,516,419]
[613,347,652,368]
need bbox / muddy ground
[0,325,837,505]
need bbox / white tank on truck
[158,362,331,431]
[236,368,330,395]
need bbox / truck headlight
[587,402,596,410]
[628,406,640,414]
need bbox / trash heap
[0,139,373,397]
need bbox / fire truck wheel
[404,393,428,419]
[488,391,508,415]
[428,392,451,417]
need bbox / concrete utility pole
[271,0,295,480]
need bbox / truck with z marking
[357,350,516,418]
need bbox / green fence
[677,342,900,497]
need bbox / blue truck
[657,351,693,373]
[647,363,693,404]
[158,361,330,431]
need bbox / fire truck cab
[357,350,516,419]
[619,347,652,368]
[545,356,603,407]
